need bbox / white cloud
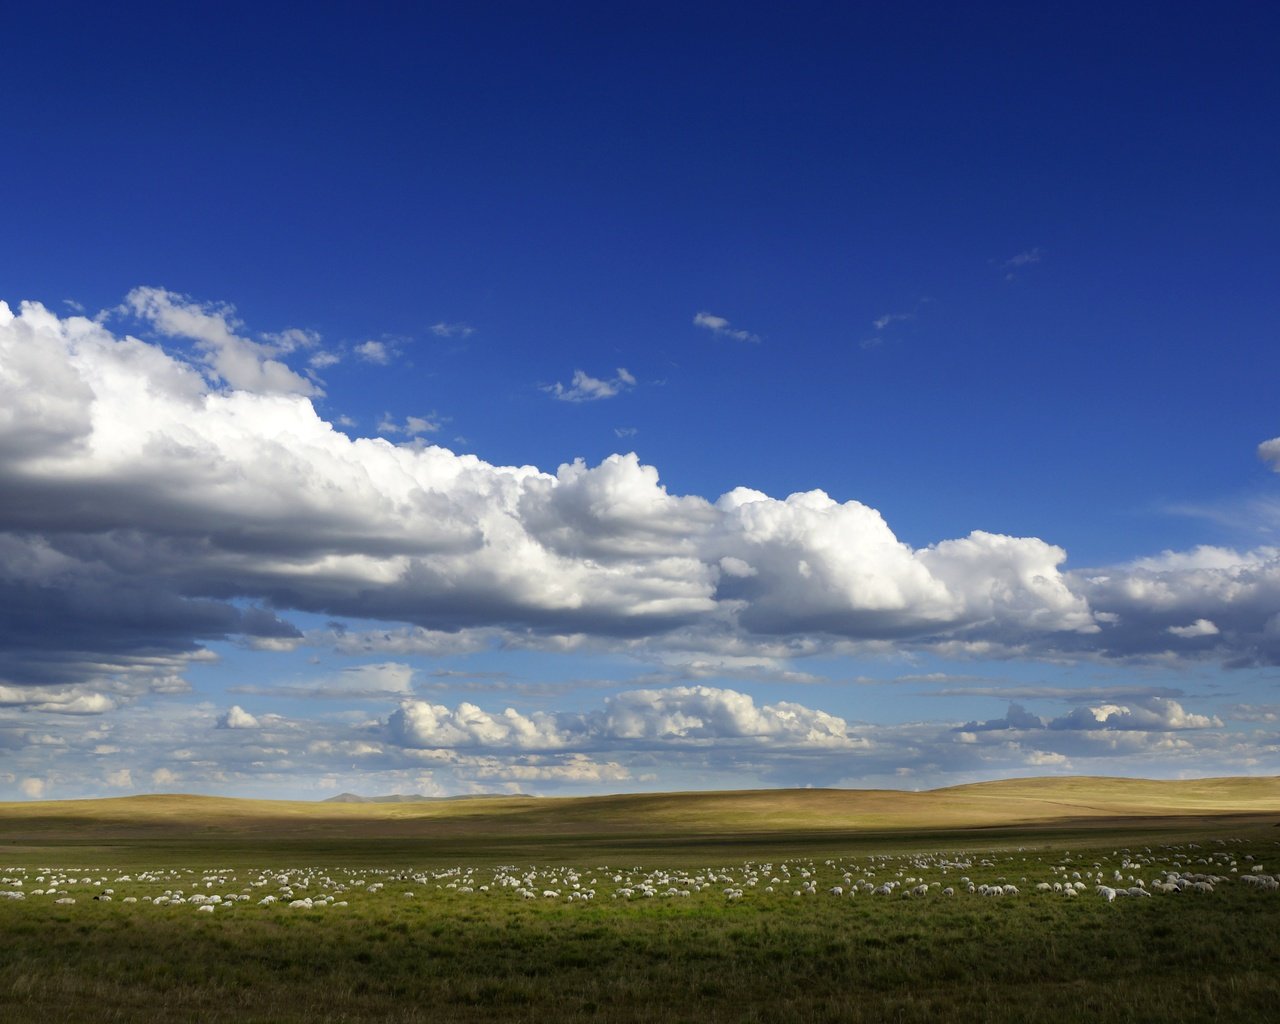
[430,322,475,338]
[960,702,1047,732]
[1259,436,1280,471]
[151,767,178,786]
[872,311,913,330]
[543,368,636,402]
[1168,618,1220,638]
[1226,704,1280,723]
[965,697,1222,733]
[104,768,133,788]
[232,662,416,701]
[355,340,391,364]
[476,753,629,783]
[123,286,319,395]
[6,291,1280,711]
[0,685,118,714]
[1048,698,1222,731]
[389,701,567,750]
[377,412,445,437]
[1003,247,1044,268]
[388,685,864,753]
[1074,545,1280,664]
[595,686,858,748]
[20,777,46,799]
[693,311,759,343]
[217,706,260,729]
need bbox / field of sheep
[2,779,1279,1022]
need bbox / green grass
[1,777,1279,1021]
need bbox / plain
[2,775,1279,1023]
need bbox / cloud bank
[2,293,1279,725]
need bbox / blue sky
[2,2,1278,799]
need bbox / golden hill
[1,775,1276,849]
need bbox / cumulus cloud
[217,705,260,729]
[964,697,1222,734]
[0,672,1249,799]
[390,701,567,749]
[1073,546,1280,665]
[104,768,133,788]
[960,702,1047,732]
[151,767,178,786]
[1047,698,1222,731]
[1259,436,1280,471]
[355,340,391,364]
[594,686,857,748]
[543,368,636,402]
[693,311,759,342]
[371,685,1246,794]
[388,685,864,754]
[5,290,1280,722]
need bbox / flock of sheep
[2,838,1276,914]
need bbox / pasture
[2,777,1279,1023]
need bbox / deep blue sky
[2,2,1278,798]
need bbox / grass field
[2,776,1279,1022]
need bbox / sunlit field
[3,778,1279,1023]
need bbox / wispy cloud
[430,322,475,339]
[377,412,446,436]
[1001,247,1045,281]
[231,663,416,701]
[936,685,1185,702]
[693,311,760,343]
[122,286,322,395]
[872,311,914,330]
[543,368,636,402]
[1004,247,1044,268]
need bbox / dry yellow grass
[1,775,1276,848]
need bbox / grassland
[2,776,1279,1022]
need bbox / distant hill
[1,776,1276,856]
[323,792,532,804]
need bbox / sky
[2,2,1279,800]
